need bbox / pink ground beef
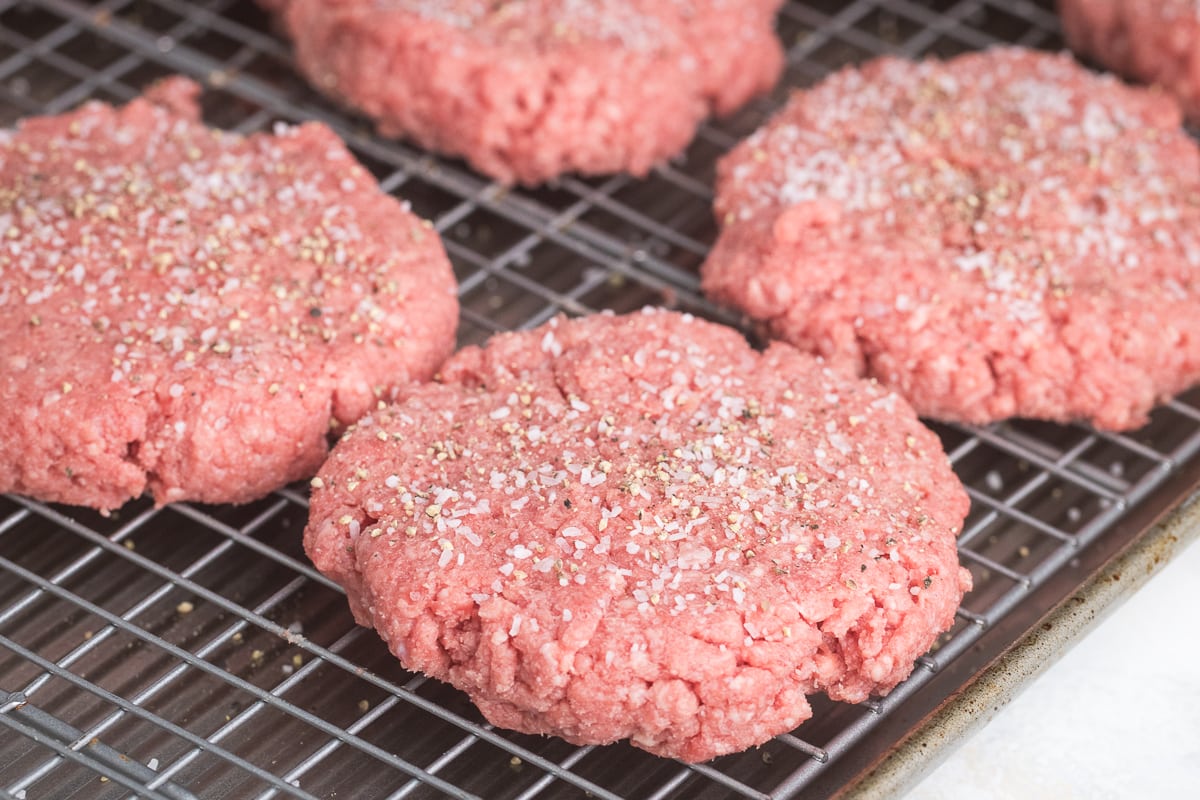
[702,48,1200,430]
[1060,0,1200,123]
[305,309,970,762]
[262,0,785,184]
[0,78,458,511]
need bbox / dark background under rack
[3,1,1200,798]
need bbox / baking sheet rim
[840,486,1200,799]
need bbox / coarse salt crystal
[541,330,563,356]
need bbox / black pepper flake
[923,576,933,589]
[309,307,323,318]
[860,563,867,572]
[563,499,572,509]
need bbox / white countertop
[908,537,1200,799]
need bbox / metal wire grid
[1,0,1199,797]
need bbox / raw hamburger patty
[262,0,785,184]
[305,309,970,762]
[701,48,1200,430]
[1060,0,1200,123]
[0,78,458,511]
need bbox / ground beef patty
[0,78,458,511]
[261,0,784,185]
[305,309,970,762]
[1060,0,1200,123]
[701,48,1200,431]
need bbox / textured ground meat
[305,309,970,762]
[262,0,784,184]
[1060,0,1200,123]
[0,78,458,510]
[702,48,1200,430]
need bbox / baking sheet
[2,1,1200,798]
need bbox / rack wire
[2,0,1199,798]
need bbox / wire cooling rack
[2,1,1200,798]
